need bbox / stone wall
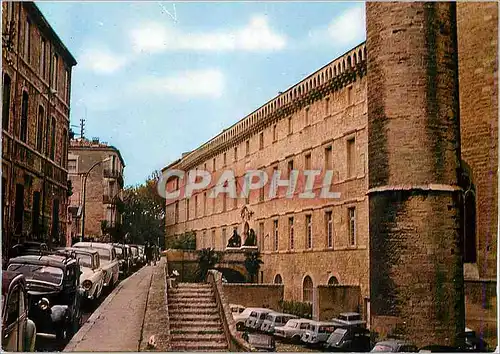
[464,280,497,346]
[222,283,284,312]
[315,285,361,321]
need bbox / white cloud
[78,47,128,75]
[129,15,286,53]
[134,69,225,98]
[327,5,366,45]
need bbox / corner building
[165,43,371,303]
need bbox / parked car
[457,328,490,352]
[2,271,37,352]
[324,327,372,352]
[301,321,337,346]
[260,312,298,334]
[371,340,419,352]
[243,332,276,352]
[274,318,314,343]
[73,242,119,289]
[234,307,269,331]
[60,248,104,302]
[7,254,85,340]
[245,308,275,331]
[331,312,366,328]
[123,245,134,273]
[112,244,130,277]
[230,304,246,316]
[128,245,140,268]
[137,245,146,265]
[10,242,49,258]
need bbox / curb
[63,266,149,352]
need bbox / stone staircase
[168,283,228,351]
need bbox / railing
[103,168,122,179]
[206,270,255,352]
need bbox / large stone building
[163,2,497,343]
[1,2,77,254]
[67,138,125,244]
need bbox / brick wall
[464,280,497,346]
[222,283,284,312]
[315,285,361,321]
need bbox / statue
[243,228,256,246]
[227,229,241,248]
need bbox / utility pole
[80,118,85,139]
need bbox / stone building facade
[163,3,497,342]
[67,138,125,243]
[1,2,76,253]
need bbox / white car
[64,247,105,301]
[73,242,119,289]
[301,321,337,346]
[260,312,298,334]
[230,304,246,316]
[274,318,314,343]
[244,308,275,331]
[234,307,268,331]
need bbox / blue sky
[36,1,366,186]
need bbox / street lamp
[81,156,111,242]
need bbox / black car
[324,327,372,352]
[7,254,85,341]
[9,242,49,258]
[112,244,130,277]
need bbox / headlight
[38,297,50,310]
[82,280,93,290]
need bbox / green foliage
[166,231,196,250]
[195,248,220,282]
[121,170,165,246]
[279,300,312,319]
[244,250,263,283]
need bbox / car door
[3,285,21,351]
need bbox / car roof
[248,308,273,312]
[2,271,25,296]
[73,242,113,250]
[339,312,360,316]
[63,247,99,255]
[8,254,77,268]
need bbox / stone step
[168,302,217,309]
[169,290,214,296]
[170,333,226,342]
[168,297,215,303]
[170,320,222,329]
[170,341,228,351]
[169,313,220,321]
[170,327,224,335]
[169,308,218,315]
[176,283,211,288]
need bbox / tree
[195,248,220,282]
[121,171,165,246]
[244,250,263,283]
[166,231,196,250]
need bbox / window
[174,202,179,223]
[246,139,250,155]
[203,192,207,216]
[303,276,313,303]
[328,276,338,285]
[259,184,264,202]
[194,195,198,218]
[212,158,216,172]
[348,207,356,246]
[204,162,207,171]
[305,107,310,126]
[61,129,68,167]
[40,38,46,77]
[305,153,311,170]
[272,125,277,142]
[274,274,283,284]
[20,92,29,142]
[326,211,333,248]
[50,117,56,160]
[273,220,279,251]
[287,117,292,135]
[223,152,227,166]
[287,160,294,178]
[212,187,216,213]
[234,147,238,161]
[36,106,44,152]
[2,74,11,131]
[306,215,312,249]
[325,146,332,170]
[68,159,77,173]
[347,86,353,105]
[6,286,20,327]
[65,69,70,102]
[24,19,30,62]
[186,199,190,220]
[289,217,294,250]
[52,54,58,90]
[325,96,330,115]
[347,138,356,178]
[211,229,216,249]
[222,228,226,250]
[259,132,264,150]
[259,222,264,250]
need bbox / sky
[35,1,366,187]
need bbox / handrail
[206,270,255,352]
[163,259,172,351]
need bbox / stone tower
[366,3,465,347]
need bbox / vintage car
[73,242,119,289]
[244,308,275,331]
[324,327,372,352]
[112,244,130,277]
[260,312,298,334]
[242,332,276,352]
[274,318,314,343]
[2,271,37,352]
[234,307,267,331]
[7,254,85,340]
[128,245,140,268]
[230,304,246,316]
[371,340,419,352]
[331,312,366,328]
[9,242,49,258]
[60,248,104,301]
[301,321,337,346]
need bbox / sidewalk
[64,261,162,352]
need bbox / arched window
[20,91,29,142]
[347,56,352,68]
[274,274,282,284]
[303,276,313,303]
[353,53,357,65]
[328,276,338,285]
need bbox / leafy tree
[244,250,263,283]
[195,248,220,282]
[121,170,165,246]
[166,231,196,250]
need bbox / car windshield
[286,321,298,328]
[329,329,347,344]
[372,344,394,352]
[93,248,111,260]
[8,263,64,285]
[76,254,93,268]
[115,248,123,255]
[265,314,274,321]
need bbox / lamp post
[81,157,111,242]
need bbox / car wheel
[292,335,301,344]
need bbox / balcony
[103,168,124,187]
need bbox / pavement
[64,260,165,352]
